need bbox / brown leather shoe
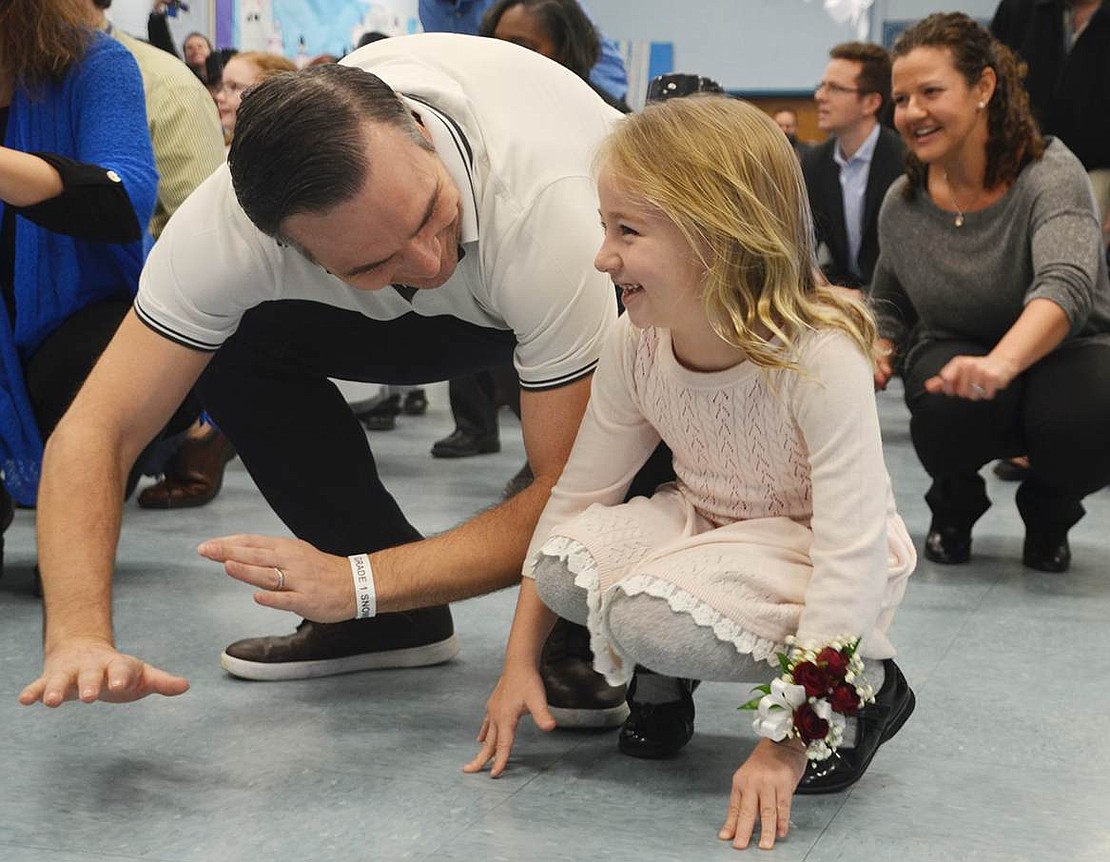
[137,428,236,509]
[220,607,459,680]
[540,618,629,727]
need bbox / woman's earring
[977,101,986,110]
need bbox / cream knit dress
[524,315,917,686]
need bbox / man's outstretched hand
[19,638,189,707]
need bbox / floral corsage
[741,636,874,762]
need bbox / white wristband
[348,554,376,619]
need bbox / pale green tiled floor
[2,381,1107,861]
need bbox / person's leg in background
[431,371,502,457]
[902,339,1023,564]
[1016,337,1110,571]
[16,297,200,593]
[22,298,200,497]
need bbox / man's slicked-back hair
[228,64,431,238]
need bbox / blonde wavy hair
[597,96,877,371]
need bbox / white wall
[106,0,1002,89]
[107,0,213,51]
[589,0,1000,91]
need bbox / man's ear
[861,90,883,120]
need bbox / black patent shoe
[1023,531,1071,573]
[796,659,915,795]
[618,671,698,759]
[540,618,628,728]
[923,523,971,565]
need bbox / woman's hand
[719,738,808,851]
[198,534,356,621]
[874,337,897,390]
[463,663,556,778]
[924,353,1019,400]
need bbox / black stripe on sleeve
[134,301,223,352]
[519,360,598,392]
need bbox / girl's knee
[532,554,588,625]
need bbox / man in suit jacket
[990,0,1110,228]
[803,42,906,289]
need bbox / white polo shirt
[135,33,621,390]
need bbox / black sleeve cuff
[16,153,142,243]
[147,12,180,58]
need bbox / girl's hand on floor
[719,738,808,850]
[463,664,556,778]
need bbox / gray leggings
[534,553,774,684]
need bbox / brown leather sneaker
[540,618,629,728]
[220,606,459,681]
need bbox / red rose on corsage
[742,636,876,762]
[829,682,862,715]
[817,646,850,680]
[792,661,829,698]
[793,703,830,741]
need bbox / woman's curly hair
[892,12,1044,198]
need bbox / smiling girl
[464,96,917,850]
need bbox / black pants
[197,301,676,558]
[904,337,1110,532]
[197,302,518,556]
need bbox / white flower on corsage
[741,635,874,762]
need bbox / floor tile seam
[412,778,542,862]
[870,746,1110,780]
[0,839,178,862]
[798,790,852,861]
[908,568,1001,696]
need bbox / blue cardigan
[0,33,157,505]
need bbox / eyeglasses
[814,81,862,96]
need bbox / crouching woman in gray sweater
[870,12,1110,573]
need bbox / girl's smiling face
[593,168,707,336]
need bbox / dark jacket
[991,0,1110,171]
[801,125,906,289]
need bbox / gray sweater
[870,138,1110,352]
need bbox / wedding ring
[272,566,286,591]
[970,383,986,397]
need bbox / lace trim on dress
[618,573,781,665]
[539,536,782,688]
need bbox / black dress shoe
[430,428,500,458]
[356,395,401,431]
[540,619,628,727]
[1023,531,1071,573]
[923,523,971,565]
[618,671,698,759]
[401,389,428,415]
[795,658,915,795]
[992,458,1029,482]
